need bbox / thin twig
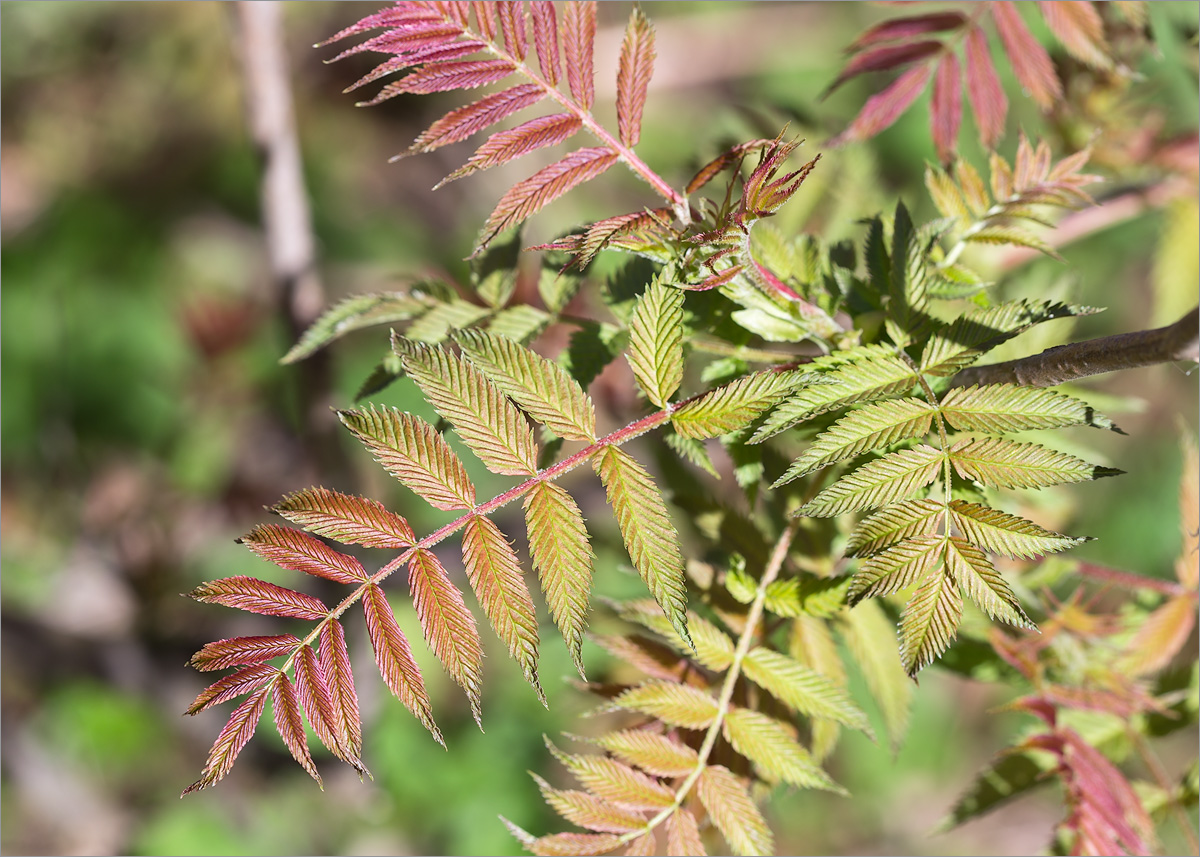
[950,306,1199,388]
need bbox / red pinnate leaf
[990,2,1061,110]
[319,6,442,49]
[831,62,933,146]
[440,113,583,187]
[561,1,596,110]
[363,582,443,745]
[189,576,328,621]
[931,51,962,165]
[294,644,360,772]
[964,26,1008,149]
[480,147,618,248]
[686,139,773,196]
[350,41,490,103]
[240,523,369,585]
[461,515,543,702]
[532,774,648,833]
[408,548,486,725]
[190,636,300,672]
[666,807,706,856]
[472,0,497,41]
[271,671,321,786]
[400,83,546,158]
[1038,1,1112,70]
[531,833,623,857]
[182,683,270,795]
[499,1,528,60]
[624,833,657,856]
[383,58,515,96]
[319,620,364,762]
[186,664,277,716]
[548,741,675,810]
[616,6,655,147]
[530,1,560,84]
[848,11,968,51]
[331,21,461,64]
[274,486,415,550]
[576,207,674,268]
[825,40,942,97]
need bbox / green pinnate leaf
[461,515,543,704]
[948,500,1084,559]
[775,397,935,486]
[939,384,1121,433]
[899,568,962,676]
[949,437,1122,489]
[847,535,943,604]
[405,297,492,344]
[273,486,415,549]
[545,738,675,811]
[524,481,595,677]
[753,346,919,442]
[590,730,698,778]
[723,707,845,793]
[616,600,734,671]
[798,445,944,517]
[838,600,912,750]
[944,537,1034,629]
[627,278,684,408]
[936,751,1051,832]
[471,225,521,308]
[408,548,486,726]
[487,304,552,343]
[672,369,810,439]
[844,499,945,557]
[594,446,690,648]
[664,430,720,478]
[337,406,475,511]
[454,328,597,441]
[397,338,539,475]
[742,647,872,732]
[282,291,434,363]
[613,681,718,730]
[697,764,773,857]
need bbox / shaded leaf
[1120,595,1198,677]
[826,41,942,97]
[920,300,1093,376]
[240,524,369,585]
[742,647,871,731]
[847,12,968,52]
[595,446,690,647]
[462,515,543,702]
[405,297,491,343]
[799,445,944,518]
[831,63,934,146]
[339,407,476,510]
[937,750,1052,831]
[838,600,913,749]
[696,765,773,857]
[627,279,684,409]
[274,486,415,549]
[488,304,552,344]
[525,480,595,677]
[408,548,486,725]
[362,582,442,745]
[532,832,623,857]
[283,292,431,363]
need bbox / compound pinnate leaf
[283,292,432,363]
[186,663,277,716]
[899,568,963,676]
[944,538,1033,628]
[949,437,1121,489]
[847,535,943,604]
[319,620,364,765]
[627,279,684,409]
[838,600,913,749]
[672,369,808,440]
[547,739,675,811]
[338,406,476,510]
[462,515,543,703]
[402,83,546,158]
[454,328,596,441]
[666,808,706,857]
[189,577,327,621]
[591,730,699,778]
[408,549,486,725]
[844,499,945,558]
[532,774,647,834]
[561,1,596,110]
[613,681,718,730]
[948,500,1082,559]
[616,6,654,147]
[273,486,415,549]
[831,63,934,147]
[616,601,732,670]
[595,446,690,648]
[940,384,1120,433]
[524,480,595,677]
[799,445,944,518]
[529,2,558,81]
[182,684,270,795]
[775,397,935,486]
[398,339,539,476]
[444,113,583,187]
[295,644,365,774]
[271,671,321,786]
[240,524,369,585]
[697,765,773,857]
[190,636,299,672]
[723,707,844,792]
[742,647,871,732]
[362,583,443,746]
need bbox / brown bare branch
[951,306,1199,388]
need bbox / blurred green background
[1,2,1196,855]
